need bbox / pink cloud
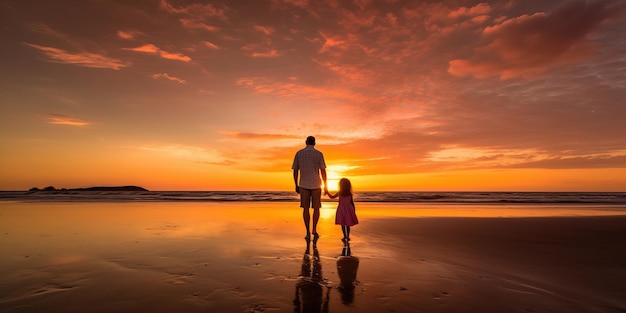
[124,44,159,53]
[220,131,300,140]
[179,18,220,32]
[159,0,227,19]
[338,10,375,28]
[151,73,186,84]
[253,25,275,35]
[117,30,141,40]
[46,114,90,126]
[25,43,129,70]
[448,3,492,19]
[235,77,365,102]
[448,0,625,79]
[316,60,373,83]
[275,0,309,9]
[242,44,283,58]
[203,41,220,50]
[124,44,191,62]
[471,15,490,24]
[159,0,227,41]
[319,32,347,52]
[251,50,282,58]
[158,50,192,62]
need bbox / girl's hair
[337,178,353,197]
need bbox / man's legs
[301,188,322,238]
[311,208,320,236]
[302,207,311,238]
[301,188,312,238]
[311,188,322,237]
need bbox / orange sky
[1,0,625,191]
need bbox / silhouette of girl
[328,178,358,242]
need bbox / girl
[328,178,358,242]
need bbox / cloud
[448,3,492,19]
[198,160,237,166]
[319,32,347,52]
[274,0,309,10]
[203,41,220,50]
[123,44,191,62]
[240,26,283,58]
[222,125,626,176]
[139,143,235,167]
[117,30,141,40]
[179,18,220,32]
[235,77,365,102]
[124,44,159,53]
[158,51,192,62]
[151,73,186,84]
[471,15,490,24]
[448,0,625,79]
[253,25,275,35]
[315,60,373,83]
[250,49,283,58]
[220,131,301,140]
[217,130,444,175]
[159,0,227,19]
[29,23,71,40]
[159,0,228,34]
[46,114,90,126]
[507,155,626,169]
[25,43,129,70]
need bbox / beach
[1,201,625,313]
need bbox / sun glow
[324,164,359,192]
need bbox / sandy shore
[1,201,625,312]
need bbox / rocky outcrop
[29,186,148,192]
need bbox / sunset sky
[1,0,625,191]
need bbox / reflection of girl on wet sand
[336,242,359,305]
[294,238,330,313]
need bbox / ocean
[1,191,625,204]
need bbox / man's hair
[306,136,316,145]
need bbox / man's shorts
[300,188,322,209]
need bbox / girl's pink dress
[335,195,359,226]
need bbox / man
[292,136,328,239]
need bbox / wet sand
[1,201,625,312]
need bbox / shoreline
[1,190,625,206]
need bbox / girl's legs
[341,225,351,241]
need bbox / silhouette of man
[292,136,328,239]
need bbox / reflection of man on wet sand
[294,238,330,313]
[337,242,359,305]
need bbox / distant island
[29,186,148,192]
